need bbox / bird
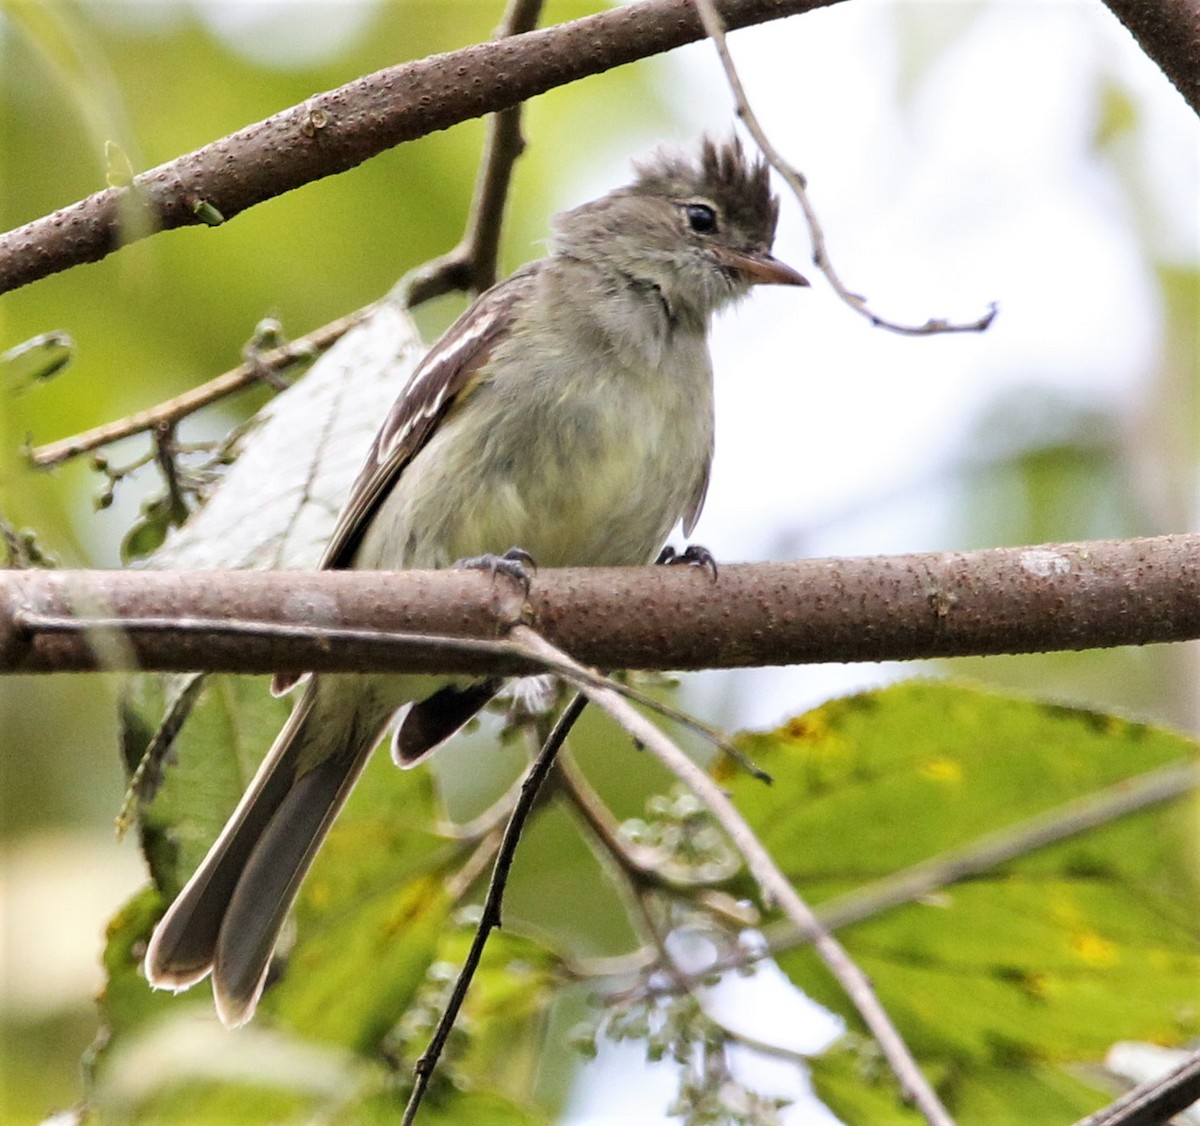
[143,135,808,1027]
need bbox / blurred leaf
[120,498,174,562]
[1093,79,1138,151]
[958,389,1126,548]
[811,1041,1107,1123]
[1,331,74,392]
[726,680,1199,1121]
[104,138,135,187]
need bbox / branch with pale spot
[3,536,1196,676]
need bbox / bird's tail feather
[144,678,391,1026]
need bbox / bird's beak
[714,246,809,287]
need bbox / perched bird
[144,136,808,1026]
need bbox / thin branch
[0,0,841,295]
[816,759,1198,932]
[555,751,741,889]
[402,692,587,1126]
[597,757,1197,1005]
[1074,1047,1200,1126]
[27,305,374,468]
[509,625,954,1126]
[3,535,1197,676]
[693,0,996,337]
[403,0,544,307]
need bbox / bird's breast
[355,332,715,573]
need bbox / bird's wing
[319,267,538,572]
[682,446,713,537]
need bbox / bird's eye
[684,203,717,233]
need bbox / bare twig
[3,536,1198,676]
[509,625,954,1126]
[817,760,1198,932]
[693,0,996,337]
[28,305,374,468]
[402,692,587,1126]
[404,0,544,307]
[1074,1047,1200,1126]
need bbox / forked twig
[693,0,995,338]
[401,692,587,1126]
[403,0,543,307]
[508,625,954,1126]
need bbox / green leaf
[105,138,135,186]
[727,679,1200,1121]
[1,330,74,391]
[1093,80,1138,150]
[133,675,293,891]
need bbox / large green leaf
[727,679,1200,1122]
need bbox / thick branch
[0,0,836,295]
[1100,0,1200,117]
[1,535,1196,675]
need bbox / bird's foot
[453,547,537,595]
[656,543,718,581]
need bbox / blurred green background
[1,1,1196,1122]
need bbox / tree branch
[2,530,1190,672]
[1099,0,1200,117]
[27,307,375,469]
[1,535,1196,676]
[26,0,545,473]
[402,0,544,307]
[1074,1046,1200,1126]
[0,0,839,295]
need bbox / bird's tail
[144,677,392,1026]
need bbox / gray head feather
[633,136,780,249]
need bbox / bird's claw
[453,547,537,595]
[656,543,718,581]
